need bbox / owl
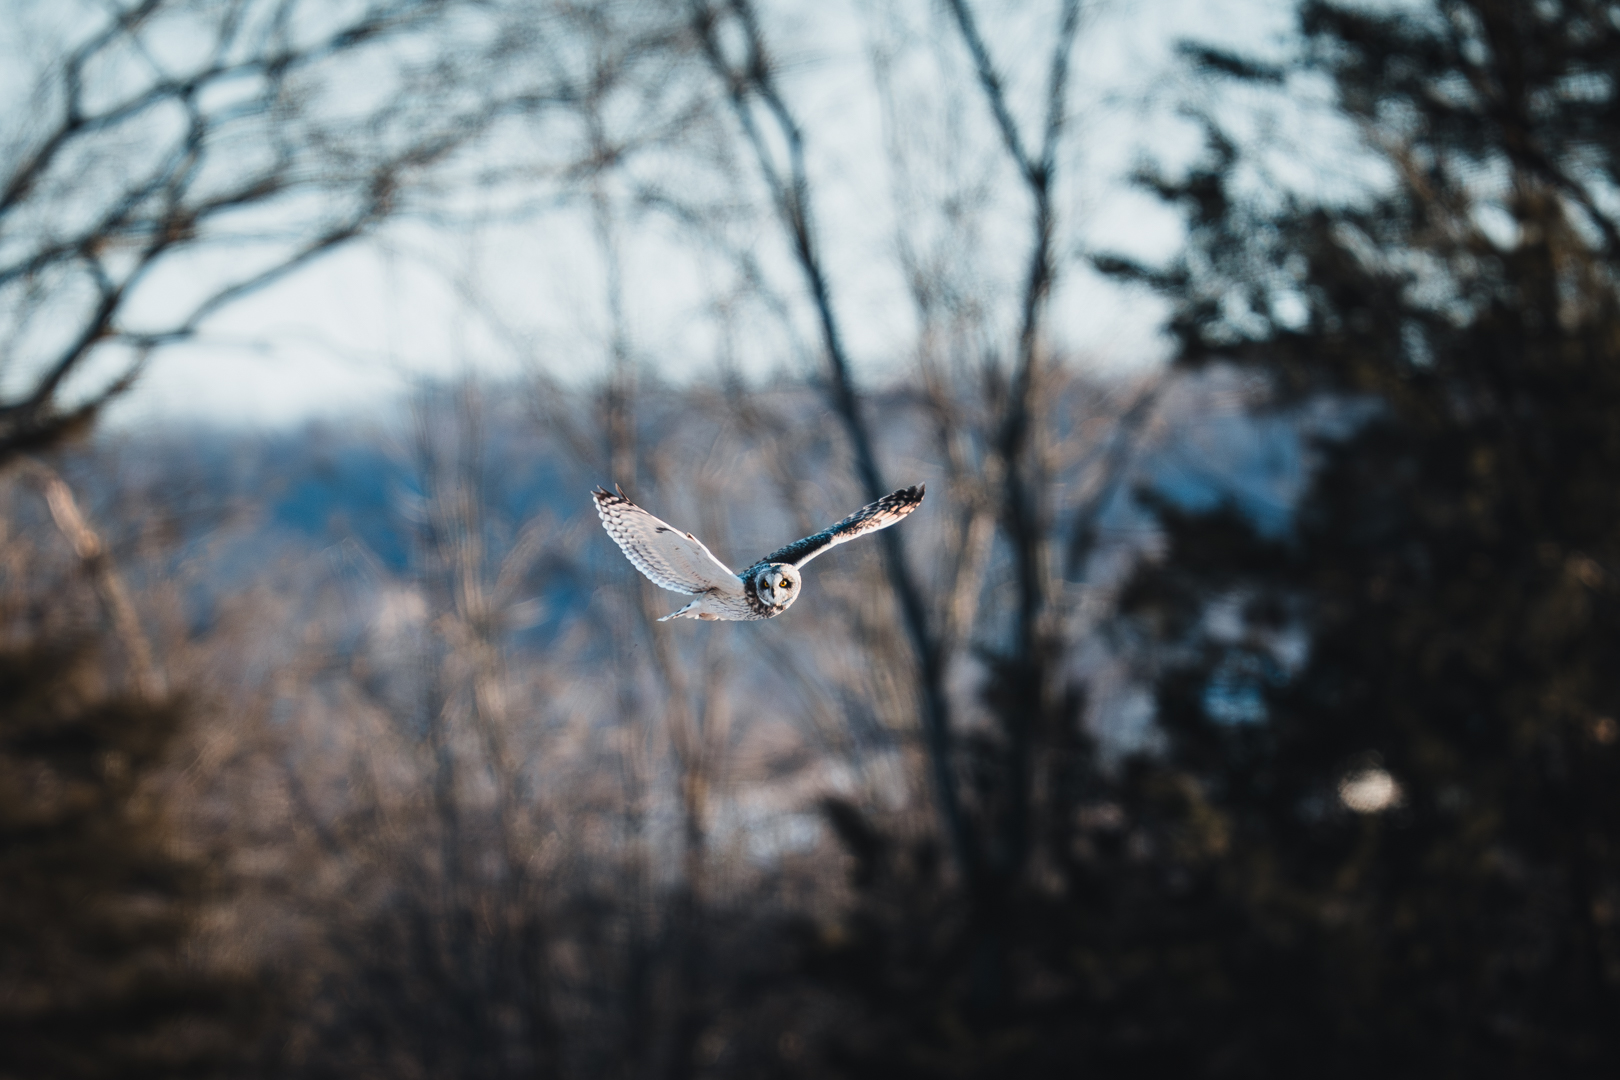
[592,483,925,621]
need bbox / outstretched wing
[593,487,744,596]
[757,484,925,569]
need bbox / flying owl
[592,483,925,621]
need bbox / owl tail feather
[659,599,699,621]
[659,597,720,621]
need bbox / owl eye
[781,579,793,589]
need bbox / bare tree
[684,0,1138,878]
[0,0,586,463]
[0,1,1216,1071]
[688,0,978,885]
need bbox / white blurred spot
[1339,767,1401,814]
[374,586,428,636]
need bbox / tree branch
[689,0,979,883]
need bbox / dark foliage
[784,2,1620,1076]
[0,641,257,1079]
[1114,0,1620,1074]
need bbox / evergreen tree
[1120,0,1620,1073]
[0,639,254,1078]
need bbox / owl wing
[593,487,744,596]
[757,484,925,569]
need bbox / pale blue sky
[79,0,1322,429]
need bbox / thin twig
[18,459,167,700]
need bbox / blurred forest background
[2,0,1618,1077]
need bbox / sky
[67,0,1315,431]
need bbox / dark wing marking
[592,487,743,596]
[757,484,925,569]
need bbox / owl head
[754,563,802,610]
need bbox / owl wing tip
[592,484,633,508]
[883,484,925,515]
